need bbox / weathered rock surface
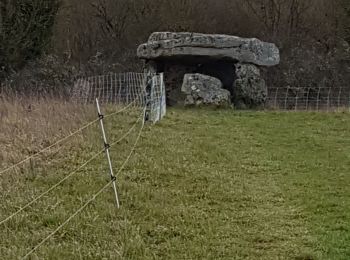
[181,74,231,106]
[138,32,280,67]
[234,63,267,108]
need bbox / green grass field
[1,108,350,259]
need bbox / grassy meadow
[0,100,350,259]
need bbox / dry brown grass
[0,95,97,170]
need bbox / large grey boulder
[234,63,267,108]
[138,32,280,67]
[181,74,231,106]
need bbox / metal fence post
[109,73,113,103]
[338,87,342,109]
[96,98,120,208]
[306,87,311,111]
[159,73,164,121]
[144,73,153,122]
[102,75,105,103]
[327,88,332,112]
[92,76,96,103]
[284,87,290,110]
[316,87,321,111]
[87,76,91,102]
[115,74,118,104]
[274,88,279,109]
[126,72,129,104]
[118,73,122,104]
[98,76,102,103]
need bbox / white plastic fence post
[96,98,120,208]
[159,73,164,121]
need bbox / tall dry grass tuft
[0,94,98,171]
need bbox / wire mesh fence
[266,87,350,111]
[0,88,148,258]
[71,72,166,122]
[148,73,166,123]
[3,73,349,112]
[0,71,167,258]
[71,72,148,105]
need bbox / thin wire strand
[21,180,113,260]
[115,107,146,177]
[22,107,147,259]
[0,102,139,176]
[104,98,136,119]
[0,149,104,226]
[0,144,67,195]
[109,108,145,147]
[0,111,144,226]
[0,119,99,176]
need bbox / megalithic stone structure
[137,32,280,108]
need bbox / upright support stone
[234,63,267,108]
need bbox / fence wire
[266,87,350,111]
[72,72,166,122]
[0,149,104,226]
[1,71,163,259]
[21,180,113,260]
[0,105,146,227]
[0,101,140,176]
[21,107,147,259]
[71,72,149,106]
[0,119,99,176]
